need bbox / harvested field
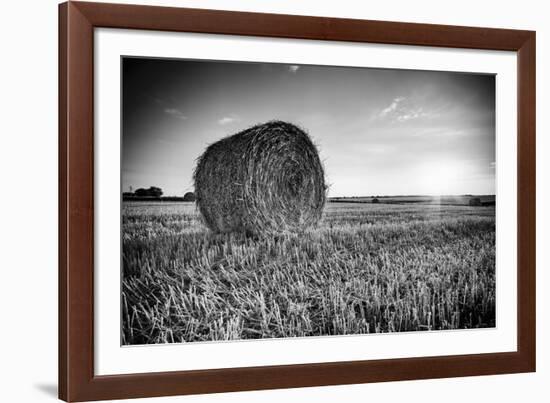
[122,200,495,344]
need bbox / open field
[329,195,495,205]
[122,200,495,345]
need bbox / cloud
[164,108,187,120]
[396,108,429,122]
[287,65,300,73]
[378,97,433,122]
[218,115,240,125]
[380,97,405,117]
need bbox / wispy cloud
[164,108,187,120]
[218,115,240,125]
[378,97,433,122]
[396,108,429,122]
[380,97,405,117]
[287,65,300,74]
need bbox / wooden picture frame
[59,1,536,401]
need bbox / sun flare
[417,160,467,196]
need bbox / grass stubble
[122,201,495,345]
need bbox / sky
[122,57,495,197]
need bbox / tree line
[123,186,195,202]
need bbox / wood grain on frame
[59,1,535,401]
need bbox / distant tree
[183,192,196,202]
[372,197,380,204]
[148,186,163,197]
[134,188,148,197]
[469,197,482,206]
[134,186,163,197]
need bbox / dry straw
[194,121,326,236]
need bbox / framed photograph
[59,1,536,401]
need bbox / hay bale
[194,121,326,236]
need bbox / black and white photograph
[121,57,496,345]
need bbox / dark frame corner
[59,1,535,401]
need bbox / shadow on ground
[34,383,57,398]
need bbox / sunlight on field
[122,201,496,345]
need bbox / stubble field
[122,200,496,345]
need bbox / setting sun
[416,160,469,195]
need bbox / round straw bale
[194,121,326,236]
